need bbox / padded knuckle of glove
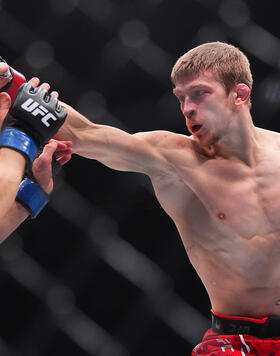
[7,83,67,146]
[0,82,67,167]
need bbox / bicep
[97,130,167,174]
[73,126,171,174]
[58,104,175,174]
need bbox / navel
[217,212,226,220]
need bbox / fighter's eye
[195,90,205,97]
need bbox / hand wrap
[16,178,48,219]
[17,149,63,219]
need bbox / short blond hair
[171,42,253,95]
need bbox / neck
[202,110,259,165]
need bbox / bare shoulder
[133,130,195,150]
[131,130,203,177]
[256,127,280,149]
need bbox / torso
[150,127,280,317]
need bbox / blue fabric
[16,178,48,218]
[0,128,37,163]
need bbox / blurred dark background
[0,0,280,355]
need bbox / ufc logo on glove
[0,83,67,166]
[21,98,57,127]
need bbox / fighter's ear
[234,83,251,106]
[0,92,11,127]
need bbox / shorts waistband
[211,310,280,337]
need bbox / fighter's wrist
[16,178,48,219]
[0,128,38,165]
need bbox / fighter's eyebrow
[188,83,209,90]
[173,83,209,95]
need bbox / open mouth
[191,124,202,133]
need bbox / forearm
[0,201,28,243]
[55,102,102,153]
[56,104,133,167]
[56,103,157,173]
[0,148,25,219]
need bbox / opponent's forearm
[0,148,25,219]
[0,201,29,243]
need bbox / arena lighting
[25,40,54,70]
[219,0,250,28]
[119,20,150,49]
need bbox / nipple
[217,212,226,220]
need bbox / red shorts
[192,315,280,355]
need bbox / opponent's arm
[0,83,66,220]
[0,140,72,243]
[55,102,171,175]
[0,146,25,219]
[0,61,26,219]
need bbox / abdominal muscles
[187,230,280,317]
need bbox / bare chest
[184,155,280,237]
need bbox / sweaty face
[173,71,235,147]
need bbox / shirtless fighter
[56,41,280,354]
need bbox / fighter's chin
[194,131,218,148]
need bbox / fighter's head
[171,41,253,107]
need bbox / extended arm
[55,102,172,175]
